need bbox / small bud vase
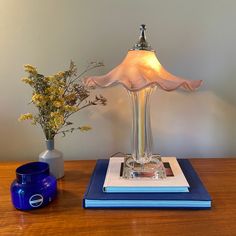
[39,139,64,179]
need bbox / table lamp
[85,25,202,179]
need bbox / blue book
[83,159,212,209]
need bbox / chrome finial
[131,24,153,51]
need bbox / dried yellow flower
[53,101,63,108]
[64,105,78,112]
[53,115,64,129]
[65,93,77,101]
[79,126,92,132]
[55,71,65,79]
[20,61,105,140]
[50,111,60,117]
[21,77,34,85]
[18,113,33,121]
[32,94,46,106]
[24,64,37,75]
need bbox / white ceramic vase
[39,139,64,179]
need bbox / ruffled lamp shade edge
[84,74,203,92]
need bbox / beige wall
[0,0,236,161]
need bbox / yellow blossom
[47,76,65,86]
[21,77,34,86]
[55,71,65,79]
[24,64,37,75]
[18,113,33,121]
[49,95,55,101]
[46,86,64,96]
[46,76,57,83]
[53,101,63,108]
[46,86,56,94]
[32,93,43,102]
[54,116,64,125]
[45,75,59,85]
[32,94,46,106]
[64,105,78,112]
[65,93,77,101]
[48,112,64,130]
[50,111,60,117]
[53,115,64,129]
[59,80,66,86]
[58,87,64,94]
[79,126,92,132]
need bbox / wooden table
[0,158,236,236]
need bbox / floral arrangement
[19,61,106,140]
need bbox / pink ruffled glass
[84,50,202,91]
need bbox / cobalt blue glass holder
[10,162,57,210]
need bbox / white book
[103,157,190,193]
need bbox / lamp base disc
[122,155,167,179]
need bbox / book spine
[82,160,102,208]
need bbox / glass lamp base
[122,155,167,179]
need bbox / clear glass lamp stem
[128,86,155,164]
[123,86,166,179]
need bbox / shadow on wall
[151,90,236,158]
[89,87,131,154]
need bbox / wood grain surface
[0,158,236,236]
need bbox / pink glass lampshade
[84,50,202,92]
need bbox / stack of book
[83,157,211,209]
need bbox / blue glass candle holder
[11,162,57,210]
